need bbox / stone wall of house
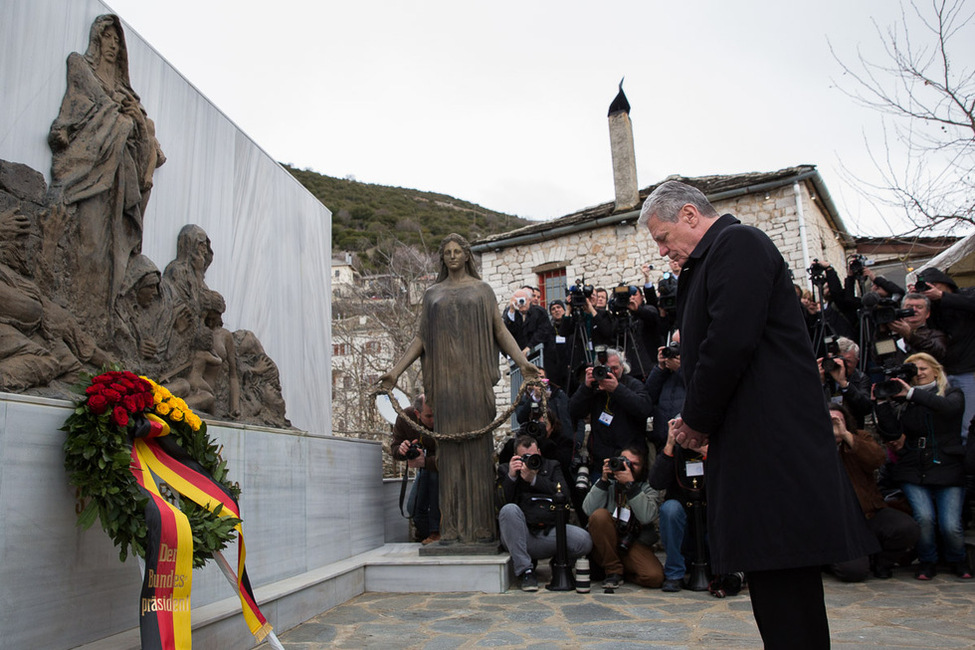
[479,180,849,428]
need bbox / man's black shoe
[661,578,682,592]
[520,570,539,592]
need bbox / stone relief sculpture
[46,14,165,338]
[0,15,291,429]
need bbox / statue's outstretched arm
[378,336,423,391]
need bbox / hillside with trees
[285,165,531,270]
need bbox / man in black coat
[640,180,875,649]
[504,287,556,376]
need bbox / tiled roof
[473,165,837,249]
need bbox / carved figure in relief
[47,14,165,335]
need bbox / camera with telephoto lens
[567,278,594,311]
[404,442,423,460]
[874,363,918,400]
[609,284,637,316]
[657,272,678,311]
[571,450,591,492]
[519,453,543,471]
[660,340,680,359]
[608,456,632,473]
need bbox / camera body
[617,520,642,552]
[519,453,543,471]
[515,296,528,307]
[567,278,594,311]
[914,278,930,292]
[591,346,611,382]
[661,341,680,359]
[657,272,678,311]
[874,363,919,400]
[608,456,631,473]
[808,259,828,285]
[609,284,637,316]
[520,419,545,439]
[848,254,874,277]
[404,442,424,460]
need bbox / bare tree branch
[830,0,975,235]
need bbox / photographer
[827,403,919,582]
[390,394,440,545]
[645,332,685,450]
[582,442,664,589]
[504,287,556,372]
[593,286,663,382]
[648,419,708,593]
[498,435,593,591]
[818,337,872,429]
[913,268,975,442]
[810,260,857,343]
[886,293,947,363]
[568,348,653,473]
[513,370,582,462]
[874,352,970,580]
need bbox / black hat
[549,299,565,310]
[918,268,958,292]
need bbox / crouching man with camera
[498,435,593,591]
[390,394,440,545]
[582,442,664,589]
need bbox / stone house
[471,87,857,420]
[473,165,854,310]
[472,84,855,313]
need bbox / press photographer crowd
[389,250,975,597]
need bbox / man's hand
[509,455,537,482]
[670,417,709,450]
[597,372,619,393]
[887,434,906,453]
[600,458,614,482]
[888,319,912,338]
[613,462,635,484]
[829,411,854,448]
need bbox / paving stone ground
[267,562,975,649]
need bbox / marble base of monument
[419,541,501,556]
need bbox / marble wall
[0,394,384,649]
[0,0,332,432]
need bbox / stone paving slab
[265,565,975,649]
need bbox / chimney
[608,79,638,212]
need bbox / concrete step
[75,544,513,649]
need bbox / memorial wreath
[62,370,272,648]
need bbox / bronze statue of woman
[379,234,538,545]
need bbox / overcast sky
[104,0,973,237]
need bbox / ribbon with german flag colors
[130,413,272,648]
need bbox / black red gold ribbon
[130,414,271,649]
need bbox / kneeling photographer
[390,394,440,545]
[582,442,664,589]
[498,435,593,591]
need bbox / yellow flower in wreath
[171,408,184,422]
[156,401,172,416]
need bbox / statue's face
[442,241,468,273]
[135,280,159,307]
[99,27,119,64]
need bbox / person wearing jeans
[876,352,971,579]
